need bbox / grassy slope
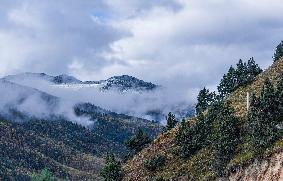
[123,59,283,181]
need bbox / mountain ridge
[3,73,158,92]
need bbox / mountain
[3,73,158,92]
[3,73,194,122]
[53,74,82,84]
[123,58,283,181]
[98,75,157,92]
[0,79,162,180]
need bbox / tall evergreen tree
[273,41,283,62]
[195,87,214,115]
[276,73,283,121]
[248,79,279,154]
[166,112,177,130]
[218,66,236,98]
[260,78,277,121]
[176,103,219,158]
[100,153,124,181]
[218,58,261,98]
[235,59,248,87]
[211,102,239,176]
[175,114,208,158]
[246,57,262,82]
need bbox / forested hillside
[0,111,161,180]
[123,47,283,181]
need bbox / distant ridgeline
[123,41,283,181]
[3,73,158,92]
[52,74,158,92]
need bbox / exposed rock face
[226,152,283,181]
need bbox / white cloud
[98,0,283,89]
[0,0,122,77]
[0,0,283,101]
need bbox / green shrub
[125,129,152,154]
[100,153,124,181]
[166,112,177,130]
[31,168,56,181]
[144,154,166,171]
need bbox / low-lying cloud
[4,75,195,123]
[0,79,93,126]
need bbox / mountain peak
[102,75,157,92]
[52,74,82,84]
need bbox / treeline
[196,57,262,115]
[195,40,283,115]
[217,58,262,98]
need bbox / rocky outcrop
[227,152,283,181]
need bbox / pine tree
[175,116,206,158]
[273,41,283,62]
[166,112,177,130]
[248,79,279,154]
[260,78,276,121]
[246,57,262,82]
[235,59,248,87]
[195,87,214,115]
[276,74,283,121]
[211,102,239,176]
[100,153,124,181]
[218,58,261,98]
[176,106,215,158]
[125,129,152,154]
[218,66,236,98]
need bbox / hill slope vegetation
[124,58,283,181]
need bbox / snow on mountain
[53,74,82,84]
[99,75,157,92]
[4,73,157,92]
[2,73,194,123]
[3,72,54,82]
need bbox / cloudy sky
[1,0,283,92]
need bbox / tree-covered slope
[0,114,161,180]
[0,119,105,180]
[123,58,283,181]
